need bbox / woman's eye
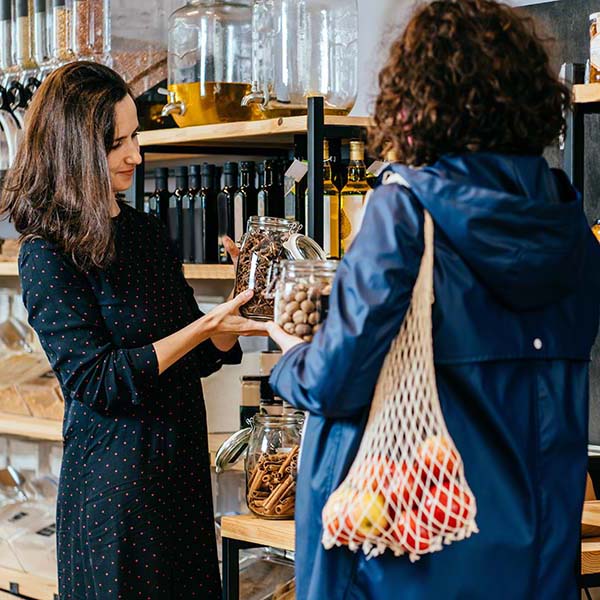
[111,141,122,150]
[132,131,139,139]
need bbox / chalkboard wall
[518,0,600,443]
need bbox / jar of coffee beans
[274,260,338,343]
[234,217,299,321]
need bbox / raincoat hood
[390,153,591,311]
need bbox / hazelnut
[285,301,300,315]
[308,311,320,325]
[283,322,296,334]
[300,299,316,313]
[292,310,308,324]
[302,335,313,343]
[279,311,292,325]
[295,291,308,303]
[312,323,321,334]
[295,324,312,337]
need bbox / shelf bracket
[307,96,325,244]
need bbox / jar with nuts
[234,216,300,321]
[274,260,338,343]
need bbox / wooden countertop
[221,514,295,552]
[0,567,57,600]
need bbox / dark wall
[518,0,600,443]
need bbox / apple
[391,509,434,553]
[421,481,472,534]
[398,460,425,509]
[417,435,459,485]
[344,488,388,539]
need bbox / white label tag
[367,161,390,177]
[285,159,309,183]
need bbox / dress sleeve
[269,185,424,418]
[158,219,243,376]
[19,239,159,414]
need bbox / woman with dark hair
[267,0,600,598]
[1,61,265,599]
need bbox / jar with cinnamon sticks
[245,413,303,519]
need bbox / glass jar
[0,0,14,72]
[52,0,73,63]
[245,0,358,118]
[234,216,299,321]
[15,0,38,70]
[274,260,337,342]
[164,0,262,127]
[591,13,600,83]
[245,413,303,520]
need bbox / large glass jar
[245,413,303,520]
[274,260,337,342]
[234,216,299,321]
[245,0,358,118]
[164,0,262,127]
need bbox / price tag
[367,161,391,177]
[285,159,309,182]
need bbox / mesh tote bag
[321,173,478,561]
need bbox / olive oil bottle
[340,141,370,255]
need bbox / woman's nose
[125,147,142,166]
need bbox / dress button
[533,338,543,350]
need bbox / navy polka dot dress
[19,204,241,600]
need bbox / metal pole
[307,96,324,243]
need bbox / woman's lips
[119,169,135,176]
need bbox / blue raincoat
[269,153,600,600]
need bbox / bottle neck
[347,160,366,182]
[176,177,188,191]
[156,178,168,193]
[323,160,333,184]
[240,170,253,188]
[263,169,274,188]
[223,175,236,189]
[201,176,214,191]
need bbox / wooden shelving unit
[0,567,57,600]
[0,414,62,442]
[573,83,600,104]
[0,261,234,280]
[138,115,371,150]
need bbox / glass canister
[245,413,303,519]
[234,216,299,321]
[52,0,73,63]
[163,0,262,127]
[274,260,337,342]
[244,0,358,118]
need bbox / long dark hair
[369,0,570,166]
[0,61,132,270]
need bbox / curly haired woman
[266,1,600,598]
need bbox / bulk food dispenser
[162,0,263,127]
[244,0,359,118]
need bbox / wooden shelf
[0,567,57,600]
[139,115,371,150]
[221,514,295,552]
[573,84,600,104]
[0,414,62,442]
[0,261,234,281]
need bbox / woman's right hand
[205,290,269,338]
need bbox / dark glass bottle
[256,162,266,216]
[148,167,170,225]
[269,159,286,218]
[199,163,219,263]
[233,161,258,242]
[258,160,277,218]
[217,161,238,264]
[169,166,188,261]
[185,165,202,263]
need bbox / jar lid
[214,428,251,473]
[283,234,327,260]
[591,12,600,20]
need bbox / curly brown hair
[370,0,570,166]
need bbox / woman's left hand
[223,236,239,270]
[266,321,305,355]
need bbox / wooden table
[221,514,295,600]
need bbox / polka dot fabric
[19,204,242,600]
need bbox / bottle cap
[223,161,238,176]
[175,166,188,177]
[0,0,10,20]
[16,0,28,18]
[349,140,365,162]
[240,161,254,171]
[201,163,215,177]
